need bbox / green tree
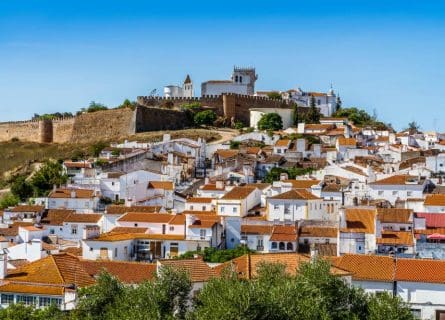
[336,95,342,111]
[194,110,217,126]
[79,101,108,114]
[0,192,20,209]
[368,292,414,320]
[90,141,108,157]
[10,176,33,201]
[119,99,136,110]
[292,103,300,126]
[306,96,321,124]
[267,91,282,100]
[257,113,283,131]
[30,160,68,196]
[74,271,125,320]
[406,121,421,135]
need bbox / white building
[368,175,427,205]
[201,67,257,96]
[250,108,294,130]
[163,75,194,98]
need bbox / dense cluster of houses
[2,119,445,319]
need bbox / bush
[234,121,245,130]
[230,141,240,149]
[263,167,314,183]
[180,102,201,110]
[257,113,283,131]
[0,192,19,209]
[90,141,108,157]
[178,245,252,263]
[10,175,33,201]
[267,91,282,100]
[194,110,217,126]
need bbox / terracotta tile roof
[245,183,271,190]
[110,227,149,234]
[377,208,413,224]
[299,226,338,238]
[21,226,43,232]
[342,166,368,177]
[48,188,95,199]
[270,225,297,242]
[270,189,320,200]
[80,260,157,284]
[333,254,445,284]
[225,253,350,279]
[106,205,163,214]
[395,259,445,283]
[305,124,334,131]
[337,137,357,146]
[241,225,274,235]
[64,213,102,223]
[10,205,44,213]
[63,161,93,169]
[0,222,33,237]
[326,128,346,136]
[341,208,376,234]
[369,175,423,186]
[147,181,174,190]
[188,220,217,228]
[186,197,214,203]
[308,92,326,97]
[41,209,75,226]
[424,194,445,206]
[282,179,320,189]
[4,253,95,289]
[0,283,65,295]
[200,184,225,191]
[159,258,217,282]
[215,149,239,159]
[416,213,445,228]
[376,231,414,246]
[221,186,256,200]
[60,247,82,256]
[90,232,185,242]
[246,147,261,154]
[168,214,186,225]
[275,139,291,147]
[332,255,394,282]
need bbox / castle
[163,75,194,98]
[201,67,257,96]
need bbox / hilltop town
[0,67,444,319]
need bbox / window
[190,205,194,210]
[232,207,237,213]
[39,297,62,307]
[202,206,206,211]
[277,149,281,154]
[16,295,36,306]
[392,191,398,196]
[169,226,174,231]
[84,201,90,208]
[274,204,279,210]
[162,224,166,234]
[407,191,412,196]
[220,207,225,213]
[134,223,138,227]
[1,294,13,305]
[239,76,243,83]
[317,99,321,105]
[410,309,421,319]
[271,242,277,249]
[114,248,118,258]
[378,191,384,196]
[71,225,78,235]
[124,246,128,256]
[50,228,55,235]
[235,75,239,82]
[284,205,291,214]
[200,229,207,239]
[279,242,285,250]
[286,242,293,251]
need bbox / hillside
[0,129,221,186]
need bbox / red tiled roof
[416,213,445,228]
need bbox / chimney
[0,250,8,280]
[216,180,224,189]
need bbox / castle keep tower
[232,67,257,95]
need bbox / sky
[0,1,444,131]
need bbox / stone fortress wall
[0,94,298,144]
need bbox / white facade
[250,108,294,130]
[201,67,257,96]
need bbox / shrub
[194,110,217,126]
[258,113,283,131]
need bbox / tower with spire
[182,74,194,98]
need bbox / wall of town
[0,94,301,144]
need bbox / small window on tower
[239,76,243,83]
[235,75,238,82]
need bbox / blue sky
[1,1,444,131]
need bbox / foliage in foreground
[177,245,252,263]
[257,113,283,131]
[0,260,414,320]
[263,167,314,183]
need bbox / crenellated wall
[0,94,303,144]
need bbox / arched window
[271,242,277,249]
[235,75,239,82]
[286,242,293,251]
[279,242,285,250]
[239,76,243,83]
